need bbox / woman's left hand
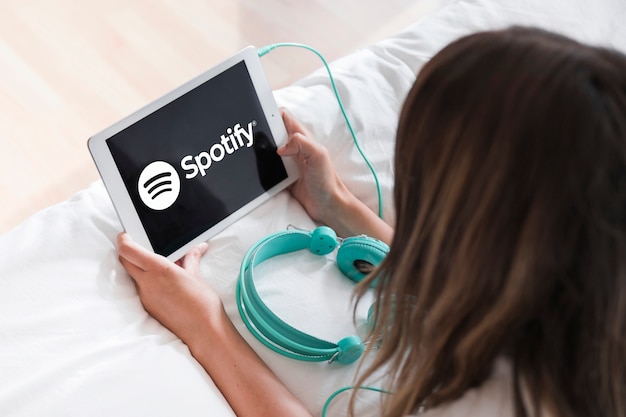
[117,232,221,344]
[116,232,313,417]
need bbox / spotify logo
[137,121,255,211]
[137,161,181,210]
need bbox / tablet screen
[106,60,288,257]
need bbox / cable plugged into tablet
[256,44,276,57]
[257,43,383,219]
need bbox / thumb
[277,133,303,157]
[179,242,209,277]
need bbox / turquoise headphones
[236,226,389,365]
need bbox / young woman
[117,27,626,417]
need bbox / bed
[1,0,624,416]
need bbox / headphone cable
[322,385,392,417]
[258,43,384,219]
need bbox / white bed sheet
[1,1,624,416]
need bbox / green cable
[258,43,384,219]
[322,385,392,417]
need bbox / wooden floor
[0,0,448,235]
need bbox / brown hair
[355,27,626,417]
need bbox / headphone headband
[236,226,389,365]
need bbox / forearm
[324,183,394,245]
[187,305,312,417]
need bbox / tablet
[88,46,299,261]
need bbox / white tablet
[88,46,299,261]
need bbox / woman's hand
[278,108,350,225]
[117,232,312,417]
[117,232,221,344]
[279,109,394,244]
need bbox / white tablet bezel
[88,46,299,261]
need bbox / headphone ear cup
[336,237,389,285]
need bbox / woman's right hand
[278,109,393,244]
[278,108,351,226]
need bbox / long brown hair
[355,27,626,417]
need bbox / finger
[277,133,302,157]
[180,242,209,276]
[117,232,167,272]
[281,108,309,137]
[119,254,147,282]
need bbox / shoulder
[407,358,516,417]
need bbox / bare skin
[277,109,393,244]
[117,109,392,416]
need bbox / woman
[117,27,626,417]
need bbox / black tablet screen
[107,61,288,256]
